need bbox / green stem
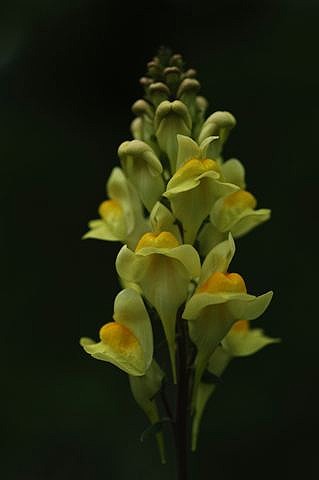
[175,310,190,480]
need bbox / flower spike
[80,49,277,468]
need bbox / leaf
[140,417,173,443]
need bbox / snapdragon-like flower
[183,234,273,399]
[80,288,153,376]
[80,49,278,470]
[164,135,239,244]
[83,167,148,249]
[116,231,201,381]
[198,165,270,254]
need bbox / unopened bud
[132,99,154,119]
[149,82,170,107]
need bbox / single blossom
[83,167,148,249]
[163,135,239,244]
[183,234,273,401]
[198,189,271,254]
[116,230,201,381]
[80,288,153,376]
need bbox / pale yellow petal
[175,134,201,170]
[199,233,235,286]
[220,158,246,189]
[113,289,153,370]
[223,328,280,357]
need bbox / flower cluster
[80,49,279,461]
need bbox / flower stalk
[79,47,279,478]
[175,309,191,480]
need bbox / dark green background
[1,1,318,478]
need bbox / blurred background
[1,0,318,478]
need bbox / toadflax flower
[183,234,273,400]
[116,230,201,381]
[163,134,239,244]
[80,48,278,473]
[83,166,148,249]
[80,288,153,376]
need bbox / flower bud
[154,100,192,173]
[177,78,201,119]
[149,82,170,108]
[163,66,181,92]
[198,111,236,158]
[132,99,154,119]
[118,139,164,211]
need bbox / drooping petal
[229,209,271,237]
[82,219,125,242]
[226,291,273,320]
[222,327,280,357]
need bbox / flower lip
[99,322,140,353]
[98,199,123,220]
[174,158,220,180]
[135,231,180,252]
[223,190,257,210]
[197,271,247,294]
[231,319,249,333]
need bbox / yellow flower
[116,231,201,381]
[80,289,153,376]
[211,189,271,237]
[183,234,273,401]
[164,135,239,244]
[83,167,148,249]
